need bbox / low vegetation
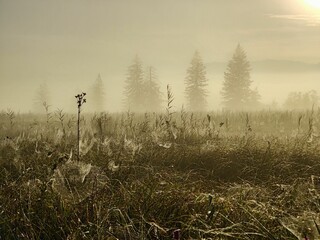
[1,110,320,239]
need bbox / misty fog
[0,0,320,112]
[3,1,320,238]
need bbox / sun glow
[305,0,320,9]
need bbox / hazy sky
[0,0,320,112]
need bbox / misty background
[0,0,320,112]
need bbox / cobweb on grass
[51,160,109,204]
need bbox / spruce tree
[143,66,162,112]
[124,56,144,111]
[185,51,208,111]
[221,44,259,110]
[91,74,105,112]
[33,82,51,113]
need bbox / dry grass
[1,110,320,239]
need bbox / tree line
[34,44,319,113]
[124,44,261,112]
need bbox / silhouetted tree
[284,90,318,110]
[143,66,162,112]
[221,44,260,110]
[185,51,208,111]
[33,82,51,113]
[90,74,105,112]
[124,56,144,111]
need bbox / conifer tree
[34,82,51,113]
[143,66,162,112]
[91,74,105,112]
[221,44,260,110]
[185,51,208,111]
[124,56,144,111]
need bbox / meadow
[1,109,320,239]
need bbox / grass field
[1,110,320,239]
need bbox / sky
[0,0,320,112]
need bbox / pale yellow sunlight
[305,0,320,9]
